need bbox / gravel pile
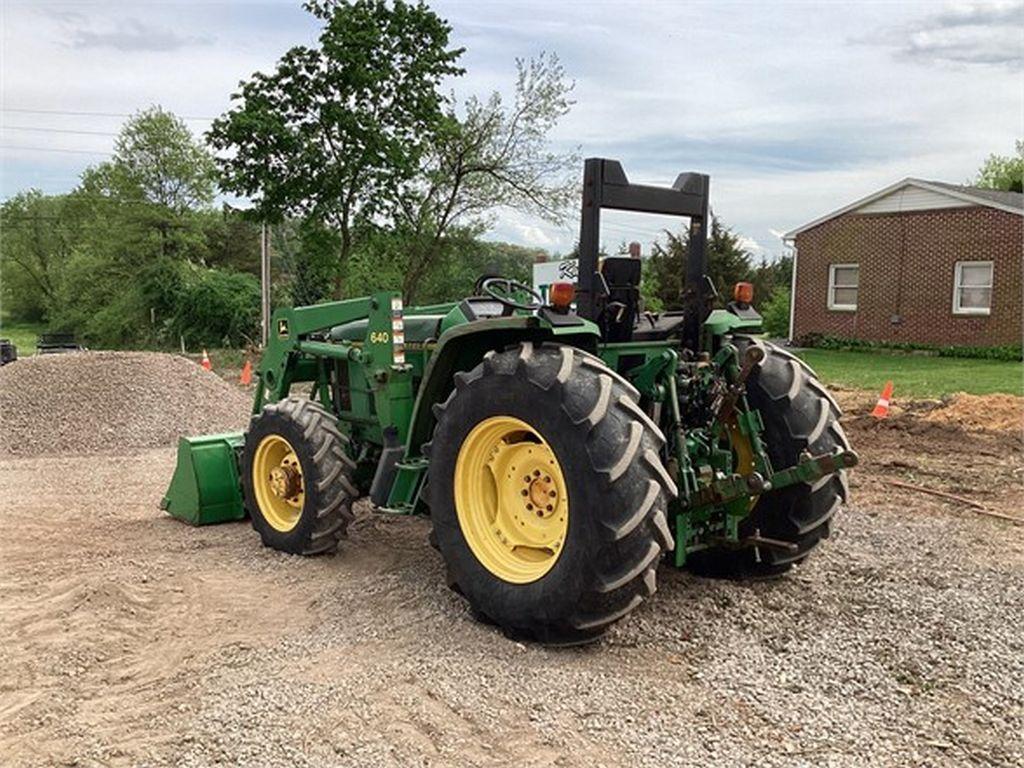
[0,351,252,457]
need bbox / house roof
[783,178,1024,240]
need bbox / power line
[1,125,119,137]
[0,145,112,156]
[1,107,217,121]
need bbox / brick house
[783,179,1023,347]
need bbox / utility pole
[260,222,270,347]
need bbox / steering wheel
[481,277,545,312]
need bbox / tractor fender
[405,318,598,458]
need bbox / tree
[201,206,261,275]
[644,217,753,310]
[414,236,541,304]
[0,191,74,321]
[208,0,464,298]
[111,107,216,213]
[759,286,791,338]
[73,107,217,260]
[750,254,792,305]
[273,217,346,306]
[396,53,578,302]
[974,140,1024,192]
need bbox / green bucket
[161,433,247,525]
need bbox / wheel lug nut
[521,489,528,496]
[546,504,553,512]
[548,490,556,498]
[533,470,540,477]
[526,503,533,510]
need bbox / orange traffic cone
[871,380,893,419]
[201,349,212,371]
[240,359,252,385]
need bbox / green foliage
[343,226,540,305]
[641,220,792,320]
[275,218,344,306]
[1,107,229,349]
[140,259,260,347]
[75,107,216,261]
[751,254,791,305]
[974,139,1024,192]
[111,106,217,212]
[208,0,464,298]
[398,53,577,302]
[172,268,261,348]
[797,333,1023,362]
[644,217,753,310]
[201,207,261,275]
[415,236,539,304]
[759,287,790,338]
[0,191,73,321]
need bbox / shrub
[143,261,259,348]
[759,287,790,338]
[172,268,260,348]
[796,333,1022,362]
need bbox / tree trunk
[334,225,351,300]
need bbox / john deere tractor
[163,158,856,644]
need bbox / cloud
[736,235,766,258]
[860,1,1024,70]
[69,18,213,52]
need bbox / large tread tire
[241,397,357,556]
[426,342,677,645]
[686,338,850,579]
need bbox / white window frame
[827,263,859,311]
[952,260,993,316]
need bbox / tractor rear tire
[426,342,677,645]
[241,397,357,556]
[686,338,850,579]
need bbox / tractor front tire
[686,339,850,579]
[241,397,357,556]
[426,342,677,645]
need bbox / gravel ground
[2,407,1022,767]
[0,352,251,457]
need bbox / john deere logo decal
[277,319,289,338]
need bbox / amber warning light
[733,281,754,304]
[549,281,575,310]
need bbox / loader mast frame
[576,158,710,350]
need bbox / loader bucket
[160,433,247,526]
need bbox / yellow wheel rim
[252,434,306,532]
[454,416,569,584]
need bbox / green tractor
[163,158,856,644]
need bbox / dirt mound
[922,392,1024,433]
[0,351,252,457]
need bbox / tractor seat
[329,314,446,344]
[631,311,686,341]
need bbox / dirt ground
[1,386,1022,767]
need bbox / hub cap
[252,434,305,532]
[454,416,569,584]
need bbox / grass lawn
[796,348,1023,398]
[0,319,46,355]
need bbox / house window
[828,264,859,310]
[953,261,993,315]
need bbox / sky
[1,0,1021,260]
